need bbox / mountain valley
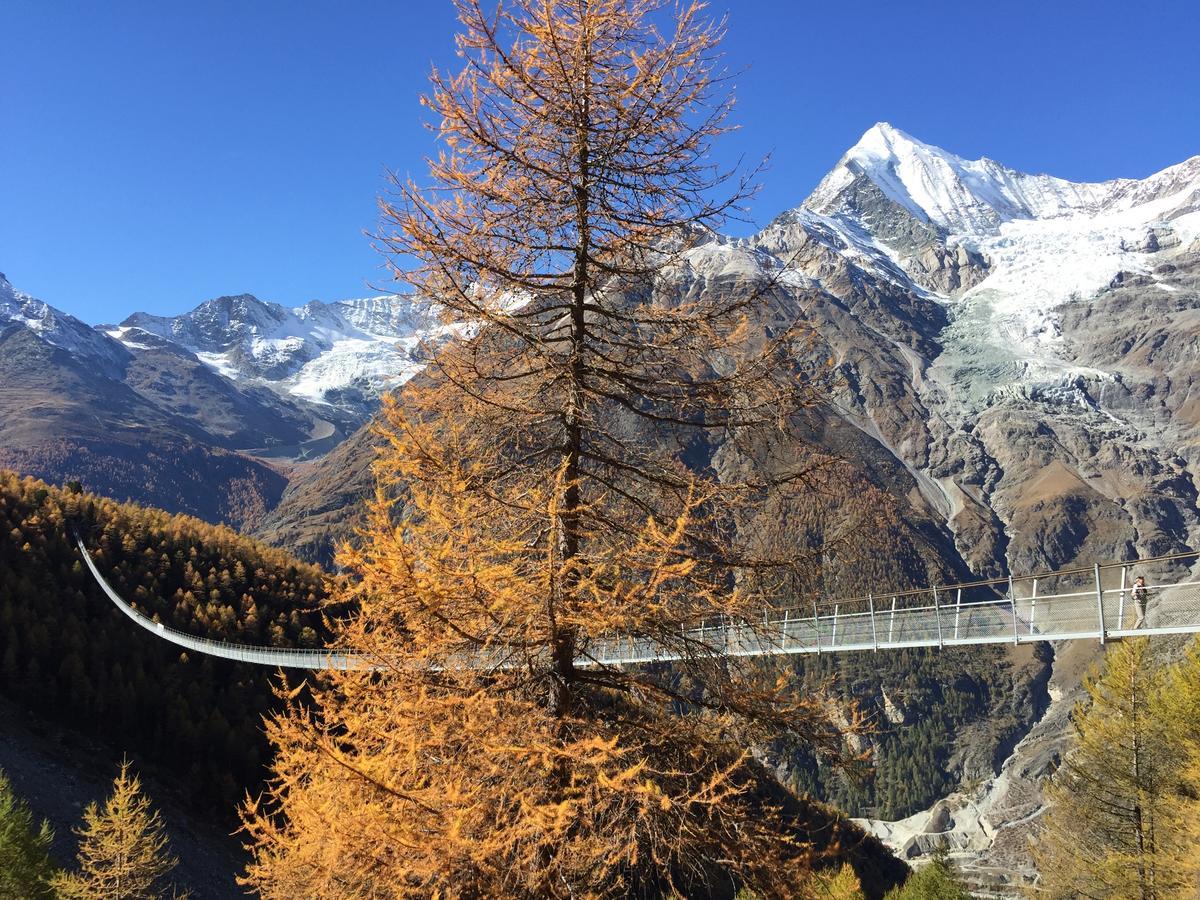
[4,123,1200,888]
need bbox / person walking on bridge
[1131,575,1150,628]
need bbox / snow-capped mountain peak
[0,273,130,372]
[109,291,442,418]
[121,294,292,353]
[807,122,1200,239]
[753,127,1200,422]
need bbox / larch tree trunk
[240,3,901,896]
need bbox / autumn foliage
[1032,639,1200,898]
[242,1,893,896]
[53,760,184,899]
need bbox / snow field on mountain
[285,335,427,405]
[957,202,1200,370]
[193,351,242,381]
[110,293,439,410]
[801,124,1200,396]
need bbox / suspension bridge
[75,531,1200,671]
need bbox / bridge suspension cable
[75,531,360,670]
[75,531,1200,671]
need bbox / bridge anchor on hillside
[74,531,1200,671]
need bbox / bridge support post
[954,588,962,640]
[1095,563,1107,644]
[832,604,839,649]
[889,596,897,643]
[1117,565,1127,630]
[812,599,821,656]
[1030,578,1038,635]
[1009,575,1020,644]
[781,608,789,652]
[933,586,944,649]
[869,594,878,651]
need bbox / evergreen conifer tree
[1158,642,1200,895]
[1031,638,1188,899]
[0,768,56,899]
[883,851,971,899]
[52,759,184,900]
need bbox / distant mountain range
[3,123,1199,883]
[108,291,439,424]
[4,120,1198,559]
[0,274,442,527]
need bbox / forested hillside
[0,471,329,811]
[796,644,1049,819]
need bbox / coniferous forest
[0,470,328,812]
[781,645,1044,820]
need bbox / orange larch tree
[241,1,894,896]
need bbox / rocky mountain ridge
[756,123,1200,885]
[1,273,132,376]
[4,126,1200,889]
[7,125,1198,599]
[109,291,439,425]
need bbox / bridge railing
[586,551,1200,665]
[74,531,362,670]
[76,524,1200,669]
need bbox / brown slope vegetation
[0,327,289,531]
[253,418,377,566]
[118,336,317,451]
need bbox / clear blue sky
[3,0,1197,324]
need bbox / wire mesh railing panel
[780,616,820,654]
[1037,570,1104,637]
[887,596,943,646]
[1038,594,1100,638]
[829,610,875,650]
[950,602,1006,644]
